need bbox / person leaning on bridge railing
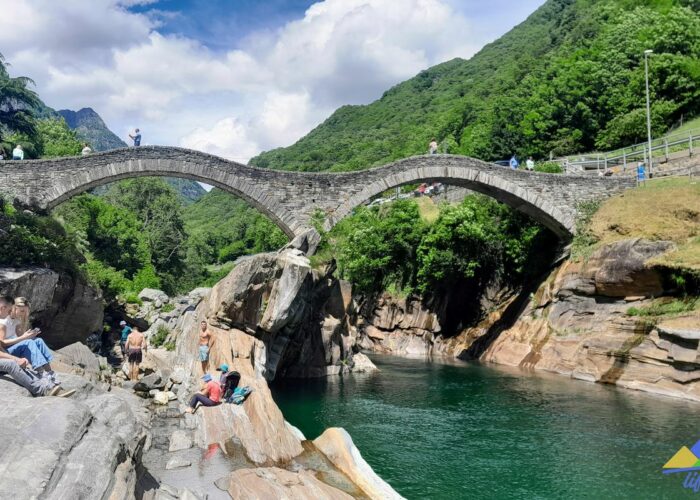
[12,144,23,160]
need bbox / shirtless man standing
[125,326,147,381]
[198,321,212,373]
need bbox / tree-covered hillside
[251,0,700,171]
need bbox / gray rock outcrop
[0,373,149,500]
[0,267,103,348]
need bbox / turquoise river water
[271,354,700,499]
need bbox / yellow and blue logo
[664,440,700,493]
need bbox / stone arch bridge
[0,146,634,240]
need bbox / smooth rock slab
[228,467,353,500]
[314,427,405,500]
[168,430,193,452]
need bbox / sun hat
[202,374,212,382]
[219,364,229,373]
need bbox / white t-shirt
[12,147,24,160]
[81,146,92,156]
[526,159,535,170]
[0,316,19,340]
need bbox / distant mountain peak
[58,107,127,152]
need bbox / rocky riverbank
[0,248,402,500]
[356,238,700,402]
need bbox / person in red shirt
[185,373,222,413]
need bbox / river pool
[271,354,700,499]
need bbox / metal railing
[558,127,700,175]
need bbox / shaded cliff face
[0,267,103,348]
[203,249,368,380]
[356,238,700,402]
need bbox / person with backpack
[218,364,241,399]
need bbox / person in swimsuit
[125,326,147,381]
[198,320,212,373]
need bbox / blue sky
[0,0,545,160]
[129,0,318,51]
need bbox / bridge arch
[11,147,305,238]
[326,157,578,239]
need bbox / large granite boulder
[204,249,361,380]
[0,267,103,348]
[584,238,675,297]
[0,373,149,500]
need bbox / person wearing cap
[185,373,222,414]
[119,321,132,356]
[218,363,241,400]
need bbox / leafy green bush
[0,202,82,274]
[325,195,556,297]
[150,325,170,348]
[571,200,602,260]
[160,303,175,313]
[120,292,143,305]
[534,162,563,174]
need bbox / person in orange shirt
[184,373,222,413]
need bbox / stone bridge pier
[0,146,635,241]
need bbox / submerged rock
[228,467,353,500]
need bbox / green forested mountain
[251,0,700,171]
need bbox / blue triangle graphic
[689,440,700,457]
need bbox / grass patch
[627,297,699,317]
[591,178,700,245]
[160,303,175,313]
[414,196,439,223]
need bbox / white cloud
[0,0,532,161]
[180,117,259,163]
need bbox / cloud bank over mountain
[0,0,542,161]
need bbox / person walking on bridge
[129,128,141,147]
[429,138,438,155]
[509,155,519,169]
[12,144,23,160]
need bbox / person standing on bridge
[526,157,535,171]
[12,144,24,160]
[509,155,519,169]
[429,138,438,155]
[129,128,141,147]
[81,143,92,156]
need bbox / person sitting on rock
[185,373,222,414]
[0,348,75,397]
[0,296,60,385]
[125,326,147,381]
[217,364,241,400]
[198,320,212,373]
